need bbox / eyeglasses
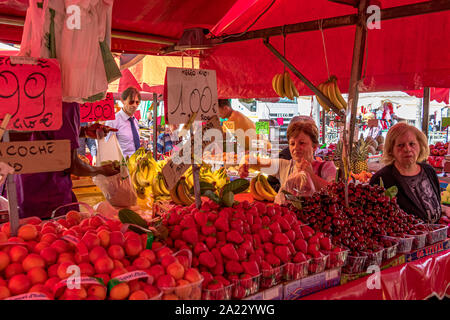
[128,100,140,105]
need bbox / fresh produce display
[250,174,277,202]
[440,184,450,204]
[272,71,300,100]
[428,142,447,169]
[349,171,373,183]
[314,75,347,112]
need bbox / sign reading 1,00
[171,84,215,117]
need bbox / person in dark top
[370,123,442,223]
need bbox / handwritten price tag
[0,56,62,131]
[164,67,218,125]
[80,93,115,123]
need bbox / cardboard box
[283,268,341,300]
[244,284,284,300]
[404,239,450,262]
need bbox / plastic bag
[93,133,137,207]
[275,170,315,205]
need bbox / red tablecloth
[301,250,450,300]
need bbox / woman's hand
[98,163,120,177]
[85,123,118,139]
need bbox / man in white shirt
[105,87,142,157]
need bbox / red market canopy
[404,88,450,104]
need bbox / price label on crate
[256,121,269,135]
[164,67,218,125]
[80,93,115,122]
[0,56,62,131]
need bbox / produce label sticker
[0,139,70,174]
[164,67,218,125]
[256,121,269,135]
[0,56,62,131]
[80,93,115,122]
[6,292,50,300]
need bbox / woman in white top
[239,119,336,202]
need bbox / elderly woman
[239,120,336,202]
[369,123,442,223]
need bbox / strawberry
[240,240,254,254]
[246,213,254,225]
[208,212,218,222]
[254,217,262,225]
[251,223,262,234]
[199,251,216,268]
[212,262,224,276]
[239,273,254,289]
[265,253,281,267]
[214,216,230,232]
[262,216,271,226]
[226,230,244,244]
[293,252,308,263]
[292,224,304,239]
[194,211,208,227]
[217,232,226,242]
[263,242,274,254]
[308,234,320,245]
[211,248,223,264]
[259,228,272,243]
[282,213,296,226]
[205,237,217,250]
[273,233,290,245]
[214,275,231,286]
[274,245,292,263]
[319,237,332,251]
[294,238,308,254]
[201,271,214,289]
[170,225,182,240]
[207,279,224,291]
[243,234,253,242]
[269,222,282,234]
[167,211,181,225]
[233,211,246,221]
[230,219,244,232]
[180,215,196,229]
[182,228,198,244]
[225,260,243,274]
[315,232,325,239]
[242,260,260,276]
[236,247,247,261]
[307,243,319,255]
[266,206,275,217]
[199,234,206,243]
[220,243,239,261]
[194,242,209,255]
[286,230,296,242]
[301,225,315,240]
[201,225,216,236]
[260,260,271,272]
[276,217,291,231]
[252,234,262,249]
[287,241,296,255]
[192,256,199,267]
[248,253,262,265]
[243,223,251,234]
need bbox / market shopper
[78,123,98,165]
[157,124,181,157]
[14,102,119,219]
[239,120,336,203]
[105,86,142,157]
[370,123,442,223]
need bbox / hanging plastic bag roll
[93,133,137,207]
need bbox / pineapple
[351,137,369,174]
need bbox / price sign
[0,140,70,174]
[164,67,218,125]
[0,56,62,131]
[256,121,269,135]
[80,93,115,122]
[223,120,235,133]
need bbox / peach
[184,268,202,283]
[124,231,141,242]
[108,245,125,260]
[110,268,127,278]
[27,267,48,285]
[166,261,185,280]
[156,274,176,289]
[81,232,100,250]
[64,287,87,300]
[23,217,41,225]
[4,263,24,279]
[142,284,160,299]
[110,231,125,246]
[8,237,25,244]
[57,219,69,228]
[40,226,57,235]
[106,220,122,232]
[140,234,149,248]
[62,229,78,238]
[66,210,82,224]
[9,245,28,263]
[128,279,141,293]
[124,238,143,257]
[176,255,190,271]
[74,252,89,264]
[156,247,173,260]
[0,231,8,243]
[129,290,148,300]
[79,263,95,277]
[33,241,50,254]
[94,274,110,285]
[139,250,156,264]
[89,216,103,228]
[94,256,114,274]
[40,247,58,265]
[121,259,131,267]
[22,254,45,272]
[28,284,52,299]
[175,279,192,299]
[44,277,60,292]
[8,274,31,295]
[0,285,11,299]
[162,293,179,300]
[148,264,165,281]
[132,257,151,270]
[89,246,107,263]
[18,224,38,241]
[87,284,107,300]
[0,251,10,272]
[1,223,10,237]
[57,262,75,280]
[113,259,124,269]
[57,252,75,264]
[97,230,110,248]
[96,225,110,232]
[40,233,58,244]
[0,278,6,286]
[152,241,164,251]
[50,240,70,254]
[47,264,59,278]
[125,265,137,273]
[161,255,176,268]
[109,282,130,300]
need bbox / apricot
[129,290,148,300]
[66,211,82,224]
[64,286,87,300]
[87,284,107,300]
[156,274,176,289]
[109,282,130,300]
[74,252,90,264]
[40,247,58,265]
[89,246,107,263]
[8,274,31,295]
[124,238,143,257]
[109,231,125,246]
[89,216,103,228]
[108,245,125,260]
[175,279,192,299]
[0,285,11,299]
[128,279,141,293]
[132,257,151,270]
[94,256,114,274]
[47,264,59,278]
[110,268,127,279]
[9,246,28,263]
[97,230,110,248]
[23,217,41,225]
[79,263,95,277]
[0,251,10,272]
[33,241,50,254]
[161,255,176,268]
[0,231,8,244]
[81,233,100,250]
[156,247,173,260]
[40,233,58,244]
[124,231,140,242]
[139,249,156,264]
[18,224,38,241]
[44,277,60,293]
[27,267,48,285]
[40,226,57,235]
[162,293,179,300]
[28,284,52,299]
[148,264,165,281]
[166,261,185,280]
[57,262,75,280]
[142,284,160,299]
[176,255,190,271]
[22,254,45,272]
[4,263,24,279]
[113,259,124,269]
[57,252,75,264]
[50,240,70,254]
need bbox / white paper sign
[165,67,218,125]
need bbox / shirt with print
[105,109,141,157]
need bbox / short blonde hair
[382,123,429,165]
[287,121,319,147]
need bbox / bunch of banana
[212,167,229,190]
[183,166,194,189]
[272,71,300,100]
[130,157,157,199]
[127,147,147,175]
[169,178,195,206]
[315,75,347,112]
[151,172,171,201]
[250,174,277,202]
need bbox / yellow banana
[135,170,150,188]
[291,79,299,98]
[276,73,285,98]
[316,82,330,111]
[272,74,280,96]
[326,79,344,110]
[170,181,184,205]
[259,174,277,197]
[152,175,163,196]
[255,175,275,202]
[159,174,170,195]
[330,76,347,110]
[250,177,265,201]
[177,179,195,206]
[284,72,294,100]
